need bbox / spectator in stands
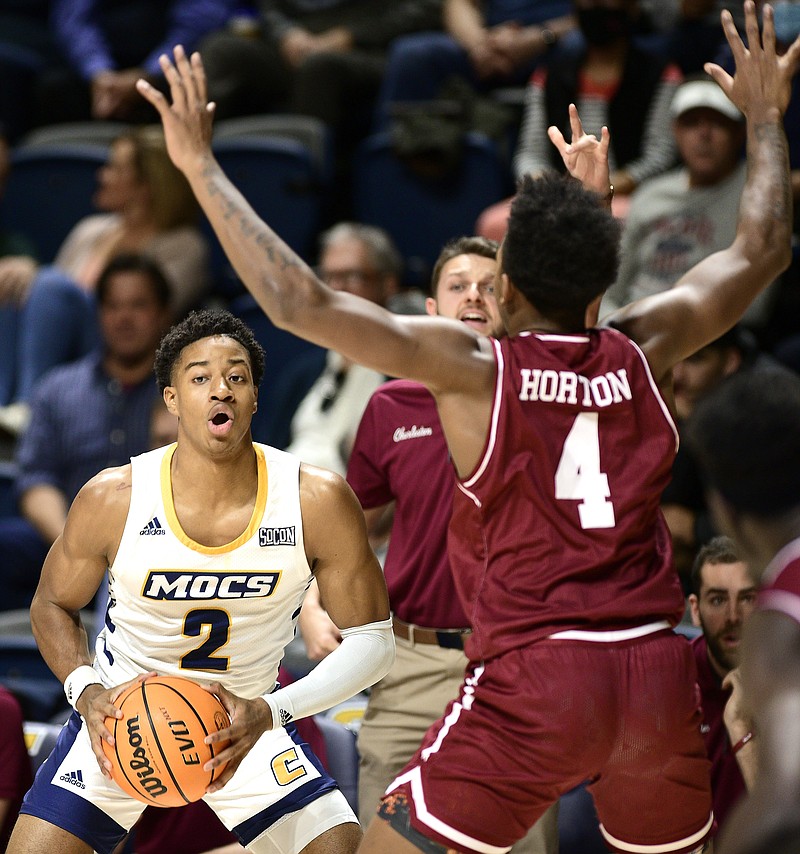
[688,536,757,834]
[264,222,402,474]
[660,326,773,587]
[0,0,56,142]
[600,76,771,321]
[665,0,749,75]
[0,125,207,433]
[33,0,234,126]
[0,685,32,851]
[0,253,169,611]
[373,0,576,128]
[199,0,441,213]
[475,0,681,239]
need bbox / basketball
[102,675,230,807]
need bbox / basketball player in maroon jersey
[689,367,800,854]
[139,3,800,851]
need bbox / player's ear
[496,271,514,307]
[164,386,178,416]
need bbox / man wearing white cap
[602,76,775,329]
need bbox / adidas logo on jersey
[140,517,166,536]
[59,770,85,789]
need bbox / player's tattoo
[753,121,791,222]
[200,164,300,273]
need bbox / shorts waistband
[392,617,471,650]
[547,620,672,643]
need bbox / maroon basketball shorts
[384,629,713,854]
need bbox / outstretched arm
[604,1,800,383]
[135,48,492,399]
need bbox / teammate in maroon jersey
[689,366,800,854]
[139,3,800,851]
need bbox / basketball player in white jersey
[7,310,395,854]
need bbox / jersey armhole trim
[462,339,504,490]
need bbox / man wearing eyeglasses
[266,222,405,476]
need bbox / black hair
[503,173,621,330]
[688,366,800,517]
[689,535,741,596]
[430,236,498,296]
[96,253,172,309]
[154,308,265,392]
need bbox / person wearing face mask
[372,0,578,131]
[476,0,681,239]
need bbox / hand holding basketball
[102,675,231,807]
[201,681,273,794]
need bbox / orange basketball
[102,675,230,807]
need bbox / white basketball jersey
[93,443,313,699]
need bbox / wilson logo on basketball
[104,675,230,807]
[126,715,169,799]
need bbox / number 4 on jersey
[555,412,615,529]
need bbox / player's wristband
[731,731,754,755]
[64,665,103,710]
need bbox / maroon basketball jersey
[449,327,685,661]
[759,537,800,624]
[347,380,469,628]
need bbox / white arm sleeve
[262,618,394,728]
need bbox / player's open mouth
[209,411,234,436]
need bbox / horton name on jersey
[142,571,281,600]
[518,367,632,407]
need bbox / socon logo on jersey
[258,526,296,547]
[142,571,281,600]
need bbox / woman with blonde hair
[0,125,210,434]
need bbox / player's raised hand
[547,103,611,199]
[136,45,215,174]
[705,1,800,120]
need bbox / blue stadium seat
[353,131,514,284]
[206,136,330,300]
[314,714,360,813]
[0,143,108,262]
[0,633,66,721]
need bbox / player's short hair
[155,308,265,392]
[688,366,800,517]
[430,236,499,296]
[690,535,741,596]
[503,173,621,329]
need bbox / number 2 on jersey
[181,608,230,672]
[554,412,615,529]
